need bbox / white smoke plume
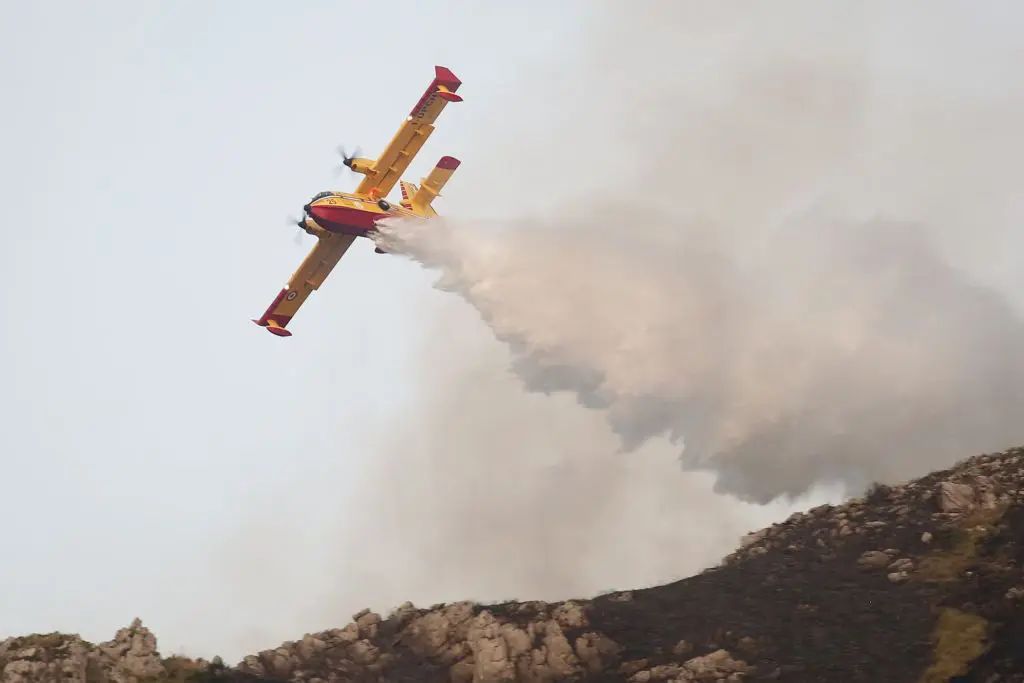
[371,2,1024,503]
[374,208,1024,503]
[317,303,840,620]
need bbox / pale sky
[2,0,1023,665]
[0,0,593,656]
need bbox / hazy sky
[2,0,1023,666]
[0,0,594,656]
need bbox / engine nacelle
[301,215,329,237]
[345,157,376,175]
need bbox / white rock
[465,611,515,682]
[3,659,48,683]
[541,623,581,677]
[683,649,751,677]
[553,601,588,629]
[99,619,166,683]
[888,558,915,572]
[498,624,531,660]
[404,603,479,666]
[938,481,976,512]
[645,663,684,680]
[333,623,360,645]
[740,529,768,548]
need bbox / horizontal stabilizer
[411,156,461,215]
[252,319,293,337]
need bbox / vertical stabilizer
[399,180,419,208]
[410,156,460,215]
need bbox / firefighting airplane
[253,65,463,336]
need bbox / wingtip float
[253,65,464,337]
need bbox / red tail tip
[434,66,462,90]
[252,318,292,337]
[437,156,461,170]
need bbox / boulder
[100,619,166,683]
[887,571,911,584]
[888,558,915,573]
[682,649,751,679]
[552,601,588,629]
[937,481,976,513]
[354,611,381,640]
[541,623,582,678]
[740,529,768,549]
[574,633,621,673]
[403,602,475,661]
[857,551,891,570]
[347,640,379,666]
[465,611,515,682]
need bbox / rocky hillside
[4,447,1024,682]
[0,620,208,683]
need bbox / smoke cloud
[374,208,1024,503]
[319,303,839,618]
[371,2,1024,503]
[223,4,1024,654]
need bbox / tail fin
[399,180,419,208]
[410,156,460,216]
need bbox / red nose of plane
[305,201,381,233]
[307,205,329,225]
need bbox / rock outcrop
[0,620,207,683]
[5,446,1024,682]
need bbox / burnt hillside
[4,447,1024,682]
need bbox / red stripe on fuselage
[308,203,416,235]
[308,204,381,235]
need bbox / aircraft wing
[253,233,356,336]
[355,66,462,199]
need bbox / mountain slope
[4,447,1023,682]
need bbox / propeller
[287,215,308,245]
[334,144,362,176]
